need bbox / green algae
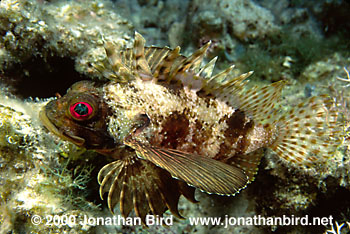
[0,100,102,233]
[237,28,350,82]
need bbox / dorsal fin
[102,42,135,82]
[121,46,179,77]
[132,32,153,81]
[144,46,172,73]
[237,80,286,123]
[101,33,217,91]
[197,56,217,79]
[101,32,283,116]
[197,67,250,97]
[152,46,183,82]
[166,42,211,82]
[196,66,285,123]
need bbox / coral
[300,53,345,83]
[113,0,189,46]
[0,0,133,82]
[235,28,349,83]
[189,0,280,42]
[0,94,103,233]
[259,0,323,38]
[249,54,350,232]
[0,0,349,233]
[218,0,280,41]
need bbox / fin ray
[228,149,264,181]
[237,81,286,123]
[104,42,134,82]
[269,95,342,167]
[125,139,248,195]
[197,56,217,79]
[132,32,153,81]
[97,155,195,223]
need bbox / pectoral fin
[124,139,248,196]
[98,154,196,224]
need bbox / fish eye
[69,101,94,120]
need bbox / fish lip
[39,108,86,146]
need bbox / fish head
[40,80,115,150]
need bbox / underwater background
[0,0,350,233]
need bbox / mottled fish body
[40,32,341,224]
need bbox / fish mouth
[39,108,86,146]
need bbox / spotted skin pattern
[40,32,342,224]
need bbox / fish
[39,32,342,224]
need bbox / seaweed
[237,27,350,82]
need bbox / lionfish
[40,32,341,224]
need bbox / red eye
[69,102,93,120]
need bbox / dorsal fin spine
[104,42,133,82]
[166,42,211,83]
[198,56,217,78]
[153,46,181,81]
[133,32,153,81]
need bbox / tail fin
[269,95,342,168]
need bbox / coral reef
[180,0,281,62]
[189,0,280,41]
[114,0,189,47]
[217,0,280,41]
[0,95,101,233]
[0,0,350,233]
[0,0,133,89]
[255,54,350,232]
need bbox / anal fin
[227,149,265,182]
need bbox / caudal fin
[269,95,342,168]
